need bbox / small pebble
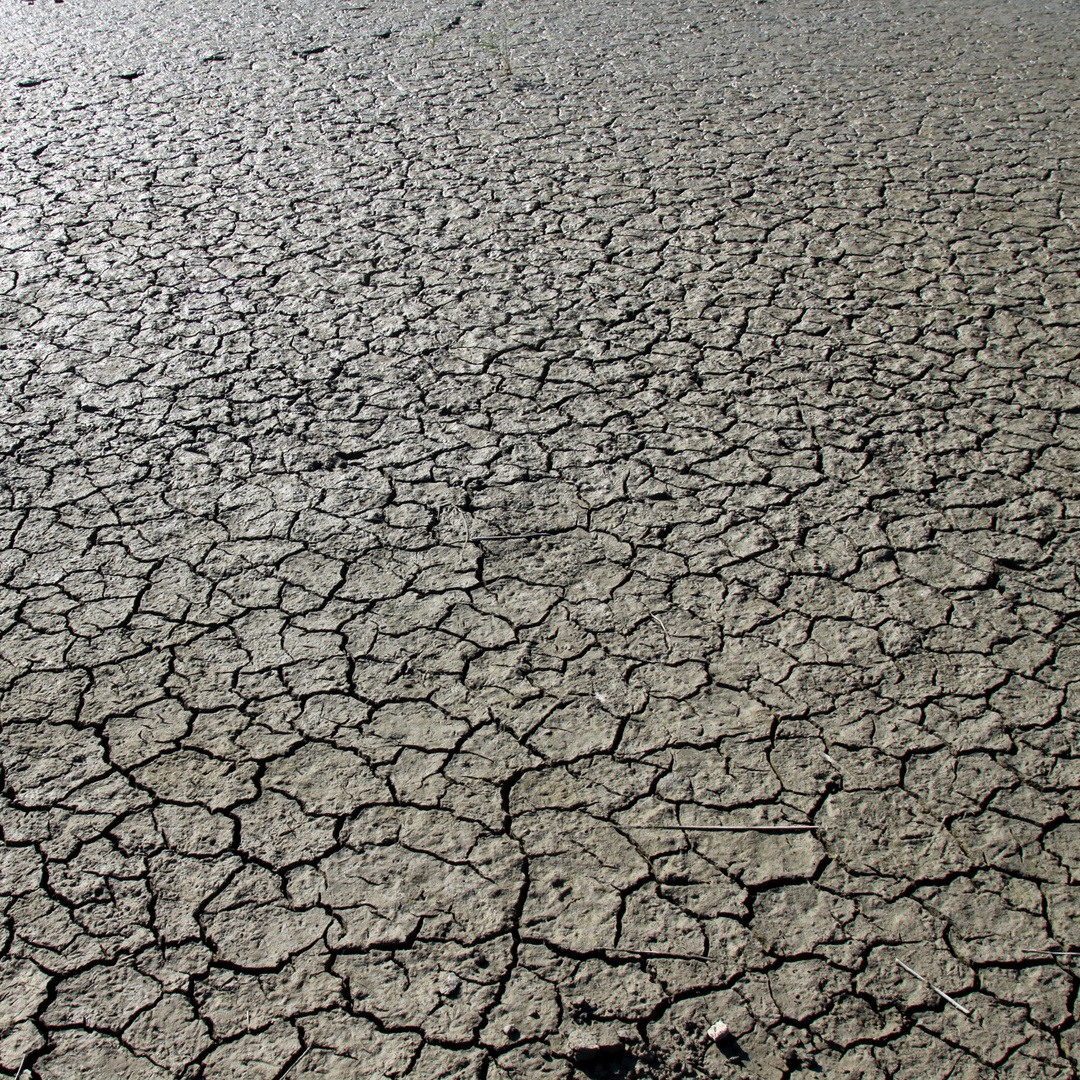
[706,1018,730,1042]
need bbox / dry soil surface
[1,0,1080,1077]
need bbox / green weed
[479,6,518,76]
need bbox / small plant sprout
[423,15,461,59]
[480,4,518,76]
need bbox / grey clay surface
[1,0,1079,1076]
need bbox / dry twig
[467,532,548,542]
[280,1046,311,1080]
[627,823,820,832]
[606,947,712,962]
[896,959,972,1016]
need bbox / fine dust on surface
[1,0,1079,1077]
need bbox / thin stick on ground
[896,959,973,1016]
[279,1046,311,1080]
[467,533,548,542]
[627,824,820,832]
[605,947,713,962]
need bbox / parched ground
[1,0,1079,1076]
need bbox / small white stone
[706,1018,730,1042]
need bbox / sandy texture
[1,0,1079,1076]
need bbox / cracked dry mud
[1,0,1079,1077]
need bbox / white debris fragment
[439,972,462,996]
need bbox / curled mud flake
[562,1025,626,1065]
